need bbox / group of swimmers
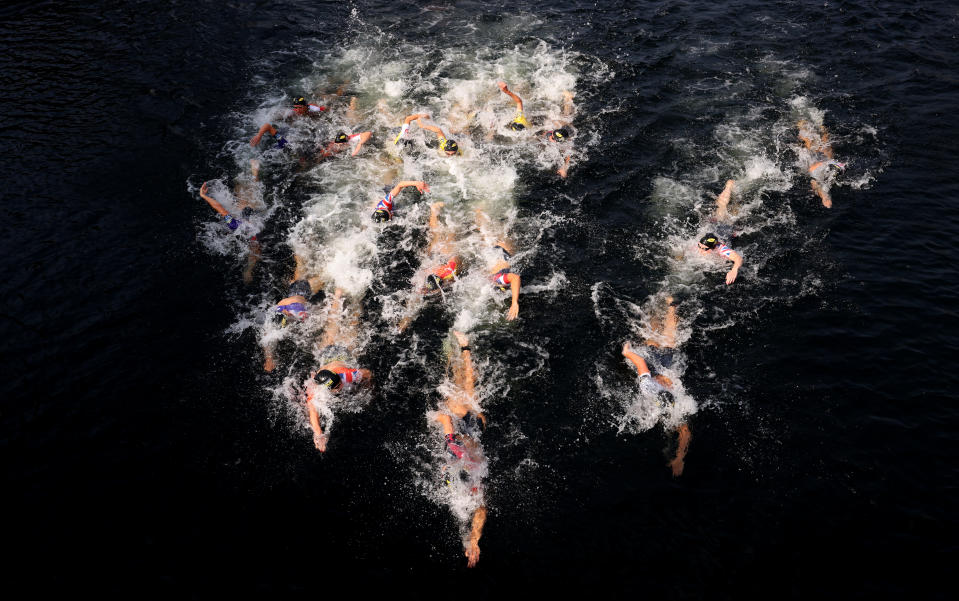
[197,79,582,567]
[196,79,843,567]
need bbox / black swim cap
[372,209,392,223]
[272,311,288,327]
[315,369,341,390]
[425,274,442,291]
[334,132,349,144]
[552,128,569,140]
[444,139,459,153]
[699,233,719,249]
[293,97,308,106]
[509,121,526,131]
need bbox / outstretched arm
[199,182,230,218]
[669,423,692,477]
[351,131,372,156]
[419,122,447,140]
[404,112,431,125]
[506,273,521,320]
[389,180,430,197]
[725,250,743,285]
[466,505,488,568]
[622,342,652,376]
[250,122,277,147]
[306,391,327,452]
[497,81,523,112]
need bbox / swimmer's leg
[250,159,261,182]
[317,288,346,349]
[243,239,262,285]
[811,179,832,208]
[669,422,691,477]
[562,90,575,116]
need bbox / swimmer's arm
[670,423,692,477]
[358,368,373,386]
[621,342,651,376]
[557,154,571,179]
[419,123,447,139]
[466,505,487,568]
[404,112,431,125]
[506,273,521,320]
[390,180,430,197]
[434,412,455,435]
[497,81,523,112]
[725,251,743,285]
[250,122,277,147]
[306,394,327,452]
[351,131,372,156]
[198,182,230,218]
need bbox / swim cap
[425,274,442,291]
[509,121,526,131]
[442,139,459,154]
[552,128,570,141]
[315,369,341,390]
[699,233,719,249]
[272,311,288,327]
[334,132,349,144]
[293,97,308,107]
[372,209,392,223]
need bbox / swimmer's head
[334,132,349,144]
[508,120,526,131]
[441,139,459,156]
[314,369,341,391]
[656,390,675,407]
[425,274,442,292]
[550,128,570,142]
[272,311,289,328]
[698,234,719,251]
[372,209,392,223]
[292,96,308,114]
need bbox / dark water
[3,0,957,596]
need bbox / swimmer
[198,172,263,283]
[262,253,325,372]
[371,179,430,222]
[696,232,743,286]
[316,130,373,160]
[475,210,522,321]
[621,297,691,477]
[249,96,326,147]
[305,288,372,452]
[797,120,845,209]
[397,202,463,332]
[434,330,488,567]
[496,81,531,132]
[411,115,462,157]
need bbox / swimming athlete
[475,209,522,321]
[434,330,488,567]
[413,116,463,157]
[696,232,743,286]
[316,130,372,160]
[198,173,263,283]
[797,120,845,209]
[497,81,531,131]
[621,296,692,477]
[249,96,326,147]
[397,202,463,332]
[304,288,372,452]
[371,179,430,222]
[262,253,325,372]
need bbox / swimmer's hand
[414,181,430,194]
[669,457,685,477]
[313,431,328,452]
[465,540,481,568]
[622,341,633,356]
[725,267,739,285]
[200,182,208,196]
[497,81,508,92]
[507,301,519,321]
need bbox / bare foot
[465,541,481,568]
[264,355,275,372]
[452,330,469,348]
[669,457,684,477]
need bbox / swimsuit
[275,302,308,322]
[646,346,675,370]
[223,213,259,241]
[491,268,512,290]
